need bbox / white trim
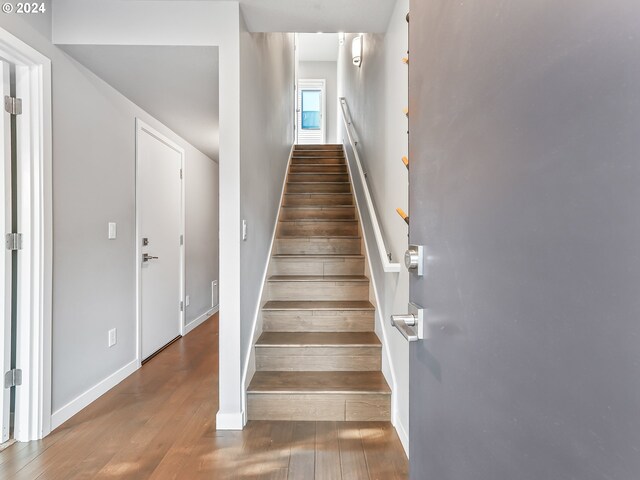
[238,145,295,427]
[135,119,186,365]
[184,305,218,336]
[0,27,53,442]
[395,417,409,455]
[340,97,401,273]
[216,410,244,430]
[50,359,138,431]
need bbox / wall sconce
[352,35,363,67]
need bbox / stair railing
[339,97,401,273]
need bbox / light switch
[242,220,248,241]
[108,328,117,347]
[108,222,117,240]
[185,295,190,306]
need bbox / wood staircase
[247,144,391,421]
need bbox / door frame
[134,119,185,365]
[297,79,326,144]
[0,28,53,442]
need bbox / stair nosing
[268,275,368,282]
[262,300,375,311]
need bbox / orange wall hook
[402,156,409,169]
[396,208,410,225]
[402,57,409,65]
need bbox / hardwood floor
[0,315,408,479]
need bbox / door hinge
[4,369,22,388]
[180,234,184,246]
[179,169,183,179]
[4,96,22,115]
[180,301,184,312]
[5,233,22,251]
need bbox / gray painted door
[408,1,640,479]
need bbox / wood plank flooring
[0,315,408,479]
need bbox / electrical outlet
[108,328,117,347]
[185,295,190,306]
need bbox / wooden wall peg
[396,208,410,225]
[402,156,409,169]
[403,107,409,117]
[402,57,409,65]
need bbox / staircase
[247,144,391,421]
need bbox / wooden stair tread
[257,332,380,347]
[281,205,354,209]
[248,371,390,394]
[263,300,375,311]
[268,275,368,282]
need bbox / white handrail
[340,97,401,273]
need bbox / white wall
[0,2,219,426]
[239,22,295,391]
[186,153,219,325]
[51,0,245,429]
[298,61,338,143]
[337,0,410,453]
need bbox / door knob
[142,253,159,262]
[404,244,424,276]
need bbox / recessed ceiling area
[225,0,397,33]
[61,45,219,160]
[297,33,339,62]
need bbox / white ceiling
[61,45,220,160]
[298,33,339,62]
[227,0,397,33]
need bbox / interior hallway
[0,316,407,479]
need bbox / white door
[137,121,184,361]
[0,60,12,443]
[297,79,326,144]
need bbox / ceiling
[227,0,397,33]
[298,33,339,62]
[61,45,220,160]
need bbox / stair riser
[280,207,356,221]
[295,146,343,151]
[288,173,349,183]
[268,281,369,301]
[275,238,361,255]
[270,257,364,276]
[247,393,390,421]
[262,311,374,332]
[290,165,348,173]
[256,347,381,371]
[283,194,353,206]
[286,183,351,194]
[292,158,345,165]
[293,151,344,157]
[278,222,358,237]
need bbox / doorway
[135,120,185,363]
[296,79,326,144]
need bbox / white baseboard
[184,305,218,335]
[51,359,139,431]
[216,410,244,430]
[394,417,409,457]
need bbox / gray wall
[239,27,295,369]
[298,61,337,144]
[0,5,219,413]
[409,0,640,478]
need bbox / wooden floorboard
[0,314,407,479]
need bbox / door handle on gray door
[142,253,159,262]
[391,302,426,341]
[391,314,418,342]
